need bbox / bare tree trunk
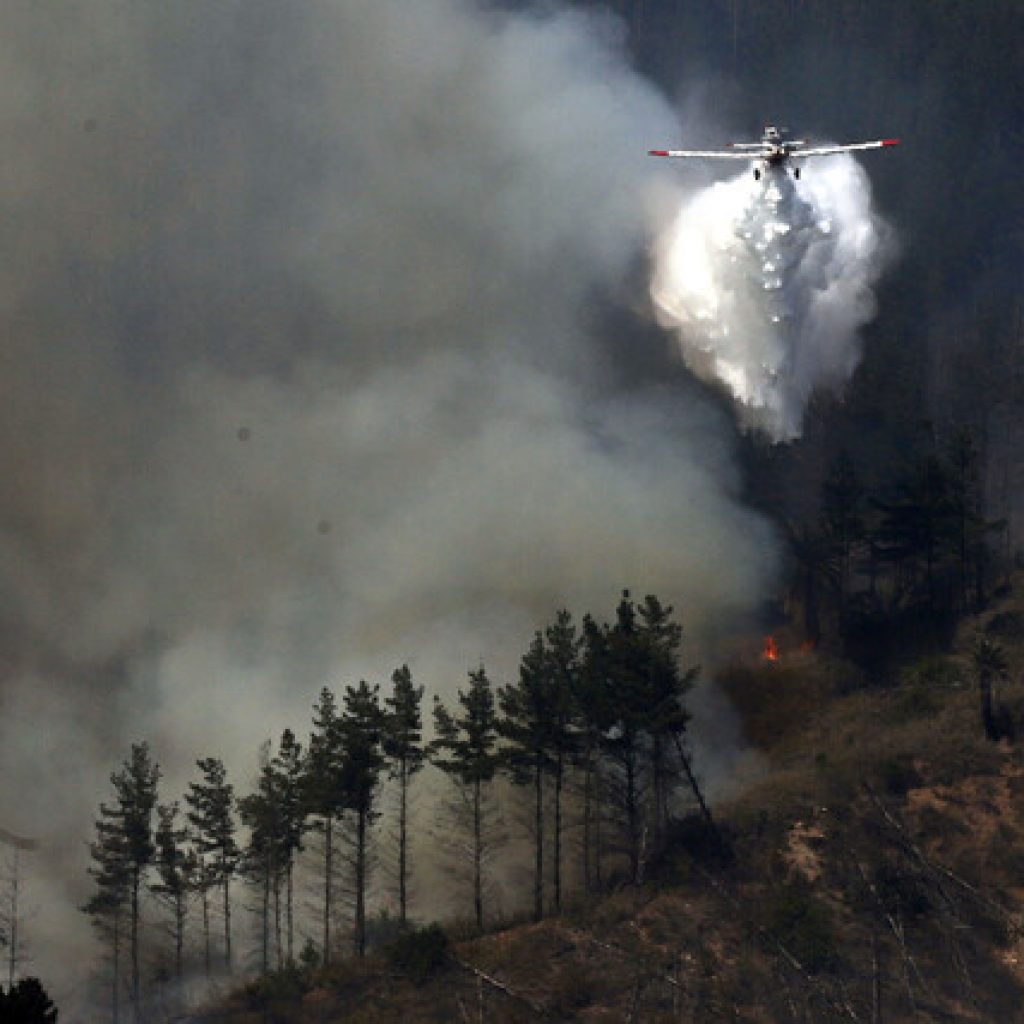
[131,871,140,1024]
[113,908,121,1024]
[980,673,999,740]
[261,855,270,976]
[175,893,184,981]
[7,848,18,987]
[473,780,483,932]
[222,867,232,973]
[201,887,210,977]
[286,861,294,964]
[323,815,333,964]
[582,755,592,893]
[626,752,640,883]
[274,865,283,971]
[672,735,725,854]
[533,760,543,922]
[398,761,409,925]
[355,809,367,957]
[553,753,563,913]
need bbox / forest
[82,593,710,1020]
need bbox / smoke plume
[0,0,778,1008]
[651,156,894,440]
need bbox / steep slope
[188,581,1024,1023]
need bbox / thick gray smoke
[652,157,894,440]
[0,0,777,1008]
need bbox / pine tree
[498,632,554,922]
[577,613,615,892]
[185,758,238,973]
[338,681,385,958]
[83,800,131,1024]
[599,594,649,882]
[150,803,196,982]
[304,687,346,964]
[431,667,501,932]
[272,729,306,963]
[543,610,581,913]
[95,743,160,1024]
[238,743,284,976]
[382,665,425,926]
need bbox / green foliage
[985,610,1024,640]
[383,923,450,983]
[895,655,960,719]
[185,756,238,884]
[878,753,923,796]
[760,883,838,974]
[298,936,320,971]
[431,667,500,787]
[383,665,425,777]
[547,960,596,1013]
[0,977,58,1023]
[243,963,310,1010]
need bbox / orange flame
[763,635,779,661]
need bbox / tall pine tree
[431,667,501,932]
[185,758,238,973]
[304,688,346,964]
[338,681,385,957]
[150,802,195,983]
[382,665,424,926]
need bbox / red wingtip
[883,138,900,146]
[648,149,669,157]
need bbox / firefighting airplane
[648,125,898,180]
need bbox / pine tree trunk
[222,863,232,972]
[274,863,283,971]
[202,887,210,977]
[626,751,640,883]
[652,735,665,847]
[553,753,563,913]
[672,734,723,853]
[131,870,140,1024]
[582,754,592,893]
[175,893,184,981]
[533,759,543,922]
[323,816,333,964]
[287,861,294,964]
[113,907,121,1024]
[398,761,409,925]
[981,673,999,740]
[355,809,367,957]
[473,779,483,932]
[261,854,270,976]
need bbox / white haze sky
[0,1,798,1010]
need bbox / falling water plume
[651,156,894,441]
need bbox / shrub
[760,883,838,973]
[383,923,450,984]
[985,610,1024,640]
[878,753,923,796]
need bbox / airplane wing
[648,149,759,159]
[791,139,899,159]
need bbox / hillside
[181,580,1024,1023]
